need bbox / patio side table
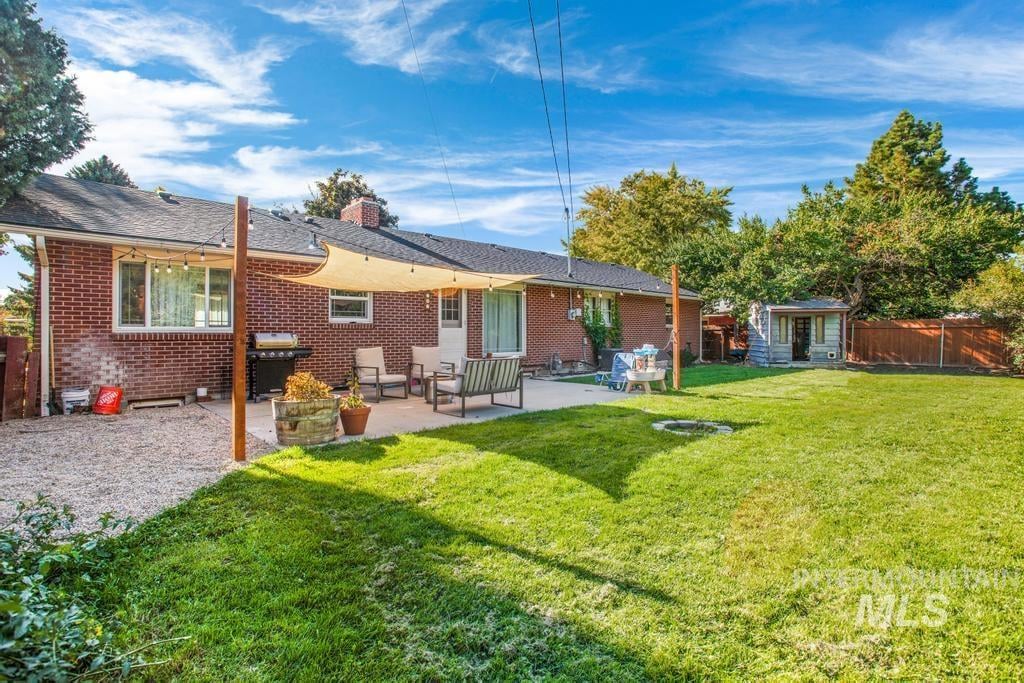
[423,374,454,404]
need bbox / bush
[0,497,144,680]
[283,372,333,401]
[682,343,698,368]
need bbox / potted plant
[271,372,340,446]
[339,376,372,436]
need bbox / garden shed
[747,298,849,367]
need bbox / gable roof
[0,174,697,297]
[764,297,849,311]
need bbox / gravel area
[0,404,273,531]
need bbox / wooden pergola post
[232,196,249,462]
[671,264,681,390]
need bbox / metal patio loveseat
[431,357,524,417]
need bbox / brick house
[0,175,702,410]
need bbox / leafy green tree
[66,155,136,187]
[954,255,1024,369]
[303,169,398,227]
[0,0,91,209]
[570,164,732,275]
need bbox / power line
[554,0,574,239]
[526,0,568,214]
[399,0,466,239]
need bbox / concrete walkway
[202,378,624,446]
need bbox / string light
[247,209,254,230]
[549,289,555,299]
[183,258,189,271]
[165,261,172,273]
[487,278,492,291]
[220,229,227,249]
[153,260,159,274]
[409,264,415,275]
[200,247,205,262]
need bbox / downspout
[766,308,772,365]
[36,236,50,416]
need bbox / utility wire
[399,0,466,238]
[526,0,568,214]
[554,0,574,238]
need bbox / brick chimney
[340,196,380,228]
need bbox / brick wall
[39,238,702,401]
[42,239,436,401]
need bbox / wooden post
[232,196,249,462]
[671,264,681,390]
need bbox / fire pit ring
[653,420,733,436]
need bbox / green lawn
[99,366,1024,679]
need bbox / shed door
[792,316,811,361]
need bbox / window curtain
[484,290,522,354]
[151,266,206,327]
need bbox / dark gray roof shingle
[0,175,695,296]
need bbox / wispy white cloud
[725,20,1024,108]
[475,15,653,94]
[257,0,461,74]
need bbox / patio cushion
[364,373,407,385]
[437,357,470,394]
[411,346,445,374]
[355,346,387,381]
[435,378,461,394]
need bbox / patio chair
[407,346,456,396]
[354,346,408,402]
[606,352,634,391]
[432,357,524,417]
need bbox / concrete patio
[202,377,624,446]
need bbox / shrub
[282,372,333,401]
[682,343,698,368]
[608,299,623,348]
[0,497,143,680]
[580,304,608,362]
[340,376,367,410]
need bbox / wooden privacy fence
[0,336,40,420]
[846,319,1010,369]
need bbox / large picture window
[116,261,231,330]
[483,289,524,355]
[329,290,372,323]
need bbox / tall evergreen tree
[66,155,136,187]
[847,110,951,203]
[0,0,91,207]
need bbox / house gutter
[35,236,50,416]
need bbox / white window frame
[328,290,373,324]
[439,288,463,329]
[665,300,673,328]
[482,286,527,357]
[585,292,612,325]
[112,259,233,333]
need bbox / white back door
[438,288,467,365]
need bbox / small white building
[747,298,850,367]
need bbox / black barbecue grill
[246,333,313,401]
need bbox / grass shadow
[101,465,660,679]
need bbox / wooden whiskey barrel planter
[271,396,340,446]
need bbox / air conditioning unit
[567,308,583,320]
[827,351,838,360]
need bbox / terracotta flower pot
[340,406,372,436]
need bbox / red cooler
[93,386,124,414]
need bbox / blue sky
[3,0,1024,295]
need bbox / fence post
[938,322,945,368]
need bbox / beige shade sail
[271,242,540,292]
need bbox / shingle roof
[766,298,849,311]
[0,174,695,296]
